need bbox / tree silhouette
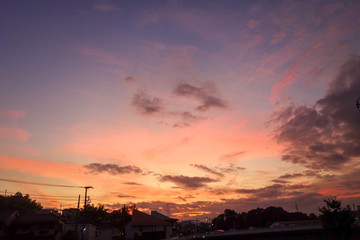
[318,197,354,240]
[0,192,42,213]
[212,206,311,230]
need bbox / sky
[1,0,360,220]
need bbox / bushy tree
[212,206,313,230]
[0,192,42,213]
[81,204,108,225]
[319,197,355,240]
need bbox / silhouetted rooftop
[131,209,171,226]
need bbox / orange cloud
[0,155,81,180]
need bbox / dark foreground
[189,228,360,240]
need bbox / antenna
[295,201,299,212]
[84,186,93,208]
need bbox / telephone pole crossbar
[83,186,93,208]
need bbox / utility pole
[75,194,80,232]
[83,186,93,208]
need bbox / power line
[0,178,84,188]
[0,178,93,209]
[0,191,77,198]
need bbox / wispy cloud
[217,164,246,174]
[191,164,224,178]
[248,19,261,29]
[93,3,119,12]
[235,183,306,199]
[173,81,227,111]
[78,46,123,66]
[219,151,246,162]
[0,127,30,142]
[172,111,203,128]
[0,107,26,121]
[0,107,29,142]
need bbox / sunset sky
[1,0,360,220]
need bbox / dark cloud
[124,76,135,83]
[316,167,360,191]
[272,179,290,184]
[118,194,135,198]
[172,111,203,128]
[271,55,360,170]
[277,170,321,180]
[190,163,245,178]
[278,173,304,179]
[132,92,163,115]
[123,182,142,185]
[159,175,218,189]
[84,163,148,175]
[177,194,194,202]
[235,184,306,199]
[191,164,224,177]
[178,196,187,201]
[207,189,231,195]
[173,81,227,111]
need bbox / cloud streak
[235,183,306,199]
[191,164,224,178]
[159,175,218,189]
[85,163,149,175]
[0,127,29,142]
[79,47,123,66]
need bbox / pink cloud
[270,31,286,45]
[0,155,80,180]
[137,5,232,44]
[248,19,261,29]
[170,45,197,67]
[270,61,299,103]
[0,107,26,120]
[324,2,344,15]
[123,76,135,83]
[93,3,119,12]
[0,142,40,156]
[0,127,30,142]
[78,46,124,66]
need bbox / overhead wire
[0,178,98,209]
[0,178,84,188]
[0,191,78,198]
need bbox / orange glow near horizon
[1,0,360,221]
